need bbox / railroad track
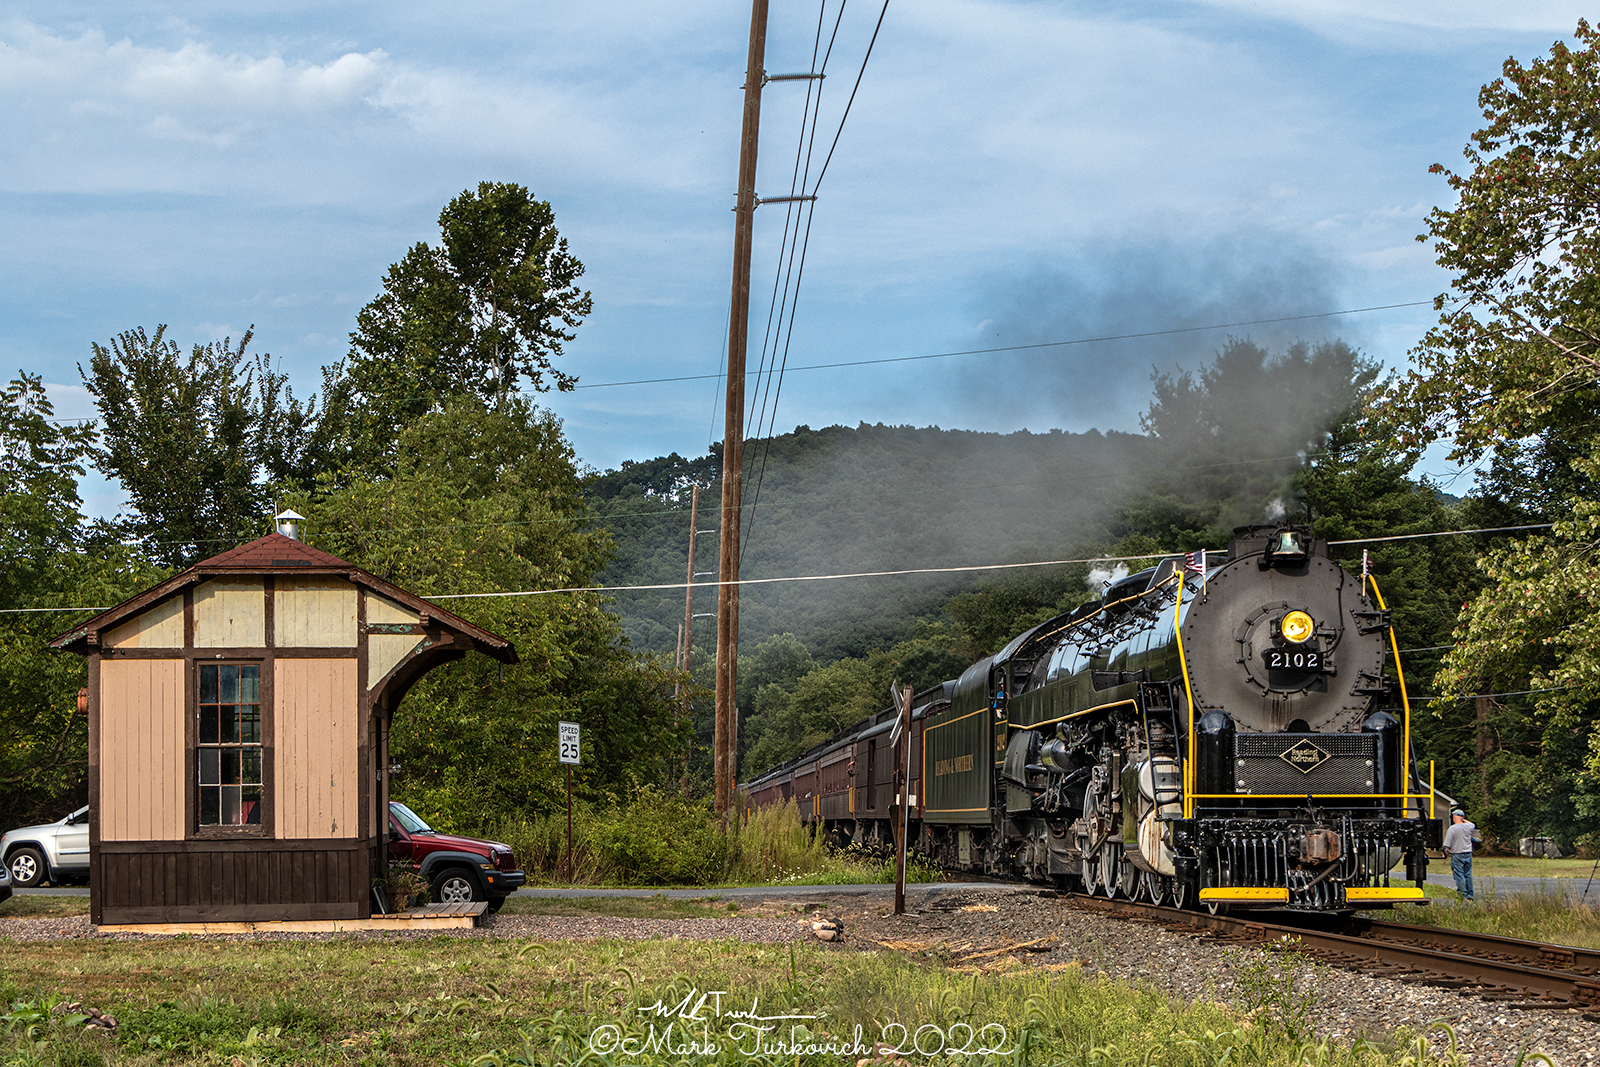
[1068,894,1600,1018]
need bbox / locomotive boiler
[744,525,1442,912]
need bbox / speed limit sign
[558,721,581,765]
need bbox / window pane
[199,706,219,745]
[222,707,240,744]
[242,750,261,785]
[240,705,260,744]
[199,749,220,785]
[242,787,262,825]
[240,666,260,703]
[222,748,241,785]
[222,785,241,825]
[200,665,218,703]
[200,787,219,825]
[221,666,238,704]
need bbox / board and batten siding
[276,580,357,647]
[366,593,421,689]
[275,659,359,838]
[98,658,185,841]
[103,597,183,649]
[193,580,265,647]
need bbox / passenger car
[2,806,90,887]
[387,801,524,911]
[0,862,11,904]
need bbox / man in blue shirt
[1442,808,1481,901]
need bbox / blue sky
[1,1,1590,515]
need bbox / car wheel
[430,868,484,906]
[8,847,46,888]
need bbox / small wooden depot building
[52,522,516,929]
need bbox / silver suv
[1,806,89,887]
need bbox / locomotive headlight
[1280,610,1315,644]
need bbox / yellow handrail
[1174,573,1198,818]
[1365,574,1413,811]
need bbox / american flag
[1184,550,1206,575]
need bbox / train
[744,524,1445,912]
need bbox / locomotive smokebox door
[1181,535,1383,736]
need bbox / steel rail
[1068,895,1600,1013]
[1343,916,1600,977]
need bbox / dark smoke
[960,229,1354,430]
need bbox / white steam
[1263,497,1287,522]
[1085,561,1129,592]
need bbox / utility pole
[893,683,913,915]
[715,0,770,817]
[679,485,699,796]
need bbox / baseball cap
[1451,808,1466,817]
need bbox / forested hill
[588,422,1157,659]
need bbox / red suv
[388,801,525,912]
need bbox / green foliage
[0,375,165,827]
[482,792,917,886]
[585,787,729,886]
[322,181,592,471]
[1435,473,1600,787]
[78,325,311,567]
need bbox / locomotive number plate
[1263,648,1324,672]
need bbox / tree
[322,182,592,472]
[80,325,313,568]
[1384,22,1600,461]
[1124,339,1380,546]
[1383,24,1600,843]
[0,375,163,826]
[283,397,683,830]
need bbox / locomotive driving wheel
[1202,850,1231,916]
[1136,868,1167,905]
[1079,780,1108,895]
[1107,841,1135,898]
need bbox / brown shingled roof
[196,532,352,570]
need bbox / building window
[198,663,262,826]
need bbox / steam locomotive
[745,525,1443,912]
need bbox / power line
[743,0,842,564]
[745,0,872,564]
[0,518,1575,616]
[31,299,1436,428]
[425,550,1169,600]
[573,300,1434,390]
[1326,523,1553,545]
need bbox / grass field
[1470,856,1600,878]
[0,923,1475,1067]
